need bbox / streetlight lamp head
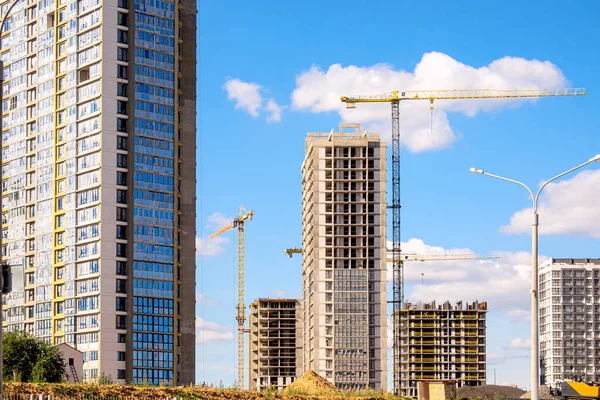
[470,167,483,174]
[590,154,600,163]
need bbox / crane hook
[429,99,434,134]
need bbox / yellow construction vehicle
[210,206,253,390]
[549,379,600,400]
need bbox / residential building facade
[0,0,196,385]
[300,124,387,391]
[397,300,487,398]
[539,258,600,384]
[248,298,301,391]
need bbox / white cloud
[196,235,229,256]
[487,339,532,369]
[196,292,219,306]
[196,317,235,344]
[265,99,284,123]
[388,238,546,314]
[504,309,531,324]
[500,169,600,238]
[206,212,232,229]
[290,52,568,152]
[487,352,508,366]
[222,78,262,117]
[488,349,529,367]
[505,338,531,349]
[223,78,284,122]
[196,212,233,256]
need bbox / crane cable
[198,22,205,382]
[429,99,434,135]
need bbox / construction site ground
[3,381,400,399]
[7,380,561,400]
[455,383,563,400]
[519,385,562,400]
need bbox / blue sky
[195,0,600,390]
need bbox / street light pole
[0,0,26,397]
[469,154,600,400]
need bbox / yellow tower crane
[210,206,253,390]
[389,252,499,263]
[285,247,499,263]
[340,87,586,395]
[284,247,302,258]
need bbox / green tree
[2,330,66,383]
[31,347,66,383]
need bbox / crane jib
[341,88,586,104]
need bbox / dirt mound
[520,385,561,399]
[456,384,526,399]
[283,370,339,396]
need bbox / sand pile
[456,384,526,399]
[282,370,339,396]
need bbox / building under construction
[397,300,487,398]
[248,299,301,391]
[300,124,388,390]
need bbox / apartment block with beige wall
[0,0,196,385]
[300,124,387,391]
[539,258,600,384]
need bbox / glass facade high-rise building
[0,0,196,385]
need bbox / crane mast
[340,87,586,395]
[210,206,253,389]
[390,100,401,396]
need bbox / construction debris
[519,385,561,400]
[282,370,339,396]
[455,384,526,399]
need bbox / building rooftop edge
[306,132,382,139]
[393,300,487,312]
[542,258,600,266]
[301,125,387,172]
[53,343,84,353]
[249,298,300,307]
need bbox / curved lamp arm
[471,154,600,212]
[534,155,600,210]
[469,167,534,204]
